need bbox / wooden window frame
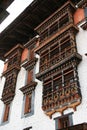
[54,113,73,130]
[3,104,10,122]
[24,94,31,115]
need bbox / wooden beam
[15,29,29,37]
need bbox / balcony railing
[40,46,75,72]
[42,81,81,111]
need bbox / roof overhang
[0,0,81,60]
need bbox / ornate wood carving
[1,44,24,104]
[20,81,37,95]
[34,1,82,117]
[22,57,38,71]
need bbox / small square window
[55,113,73,130]
[22,91,35,117]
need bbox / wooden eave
[22,57,38,70]
[0,0,81,60]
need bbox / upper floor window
[24,94,31,114]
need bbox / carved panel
[2,44,24,104]
[34,1,82,118]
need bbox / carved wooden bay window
[42,60,81,117]
[20,37,37,116]
[34,1,82,118]
[2,44,24,105]
[39,26,78,73]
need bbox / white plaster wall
[0,56,55,130]
[54,25,87,125]
[0,26,87,130]
[72,26,87,125]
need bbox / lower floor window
[3,104,10,122]
[55,113,73,130]
[23,91,35,117]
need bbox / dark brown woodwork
[22,57,38,71]
[20,37,37,95]
[35,1,76,34]
[77,0,87,8]
[58,116,70,129]
[1,44,24,104]
[23,127,32,130]
[34,24,79,54]
[0,0,81,60]
[20,81,37,95]
[34,1,82,118]
[57,123,87,130]
[0,0,14,23]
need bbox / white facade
[0,9,87,130]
